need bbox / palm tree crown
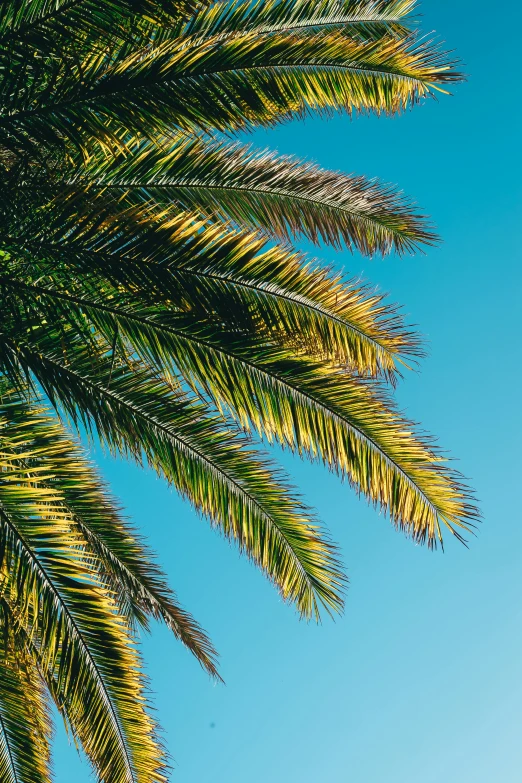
[0,1,477,781]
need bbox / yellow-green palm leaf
[0,387,168,782]
[0,2,459,157]
[0,385,220,673]
[0,192,476,547]
[186,0,417,40]
[0,626,52,783]
[77,134,437,254]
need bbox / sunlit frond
[0,624,52,783]
[79,134,437,254]
[0,341,345,618]
[0,244,477,549]
[0,0,474,775]
[186,0,417,40]
[0,384,220,676]
[0,386,167,783]
[0,20,461,157]
[1,183,422,380]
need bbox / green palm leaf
[0,334,345,618]
[2,184,422,380]
[0,186,477,548]
[78,134,437,254]
[0,627,52,783]
[186,0,417,40]
[104,315,475,548]
[0,389,167,783]
[0,0,198,44]
[0,384,220,675]
[0,252,476,548]
[0,20,461,157]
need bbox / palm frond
[0,262,477,549]
[186,0,417,40]
[1,185,422,380]
[79,134,437,254]
[0,177,477,547]
[0,383,220,676]
[0,0,475,776]
[0,622,52,783]
[0,0,198,46]
[117,317,478,549]
[0,388,167,783]
[153,322,477,548]
[0,23,462,157]
[0,335,345,618]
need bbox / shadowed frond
[0,0,199,45]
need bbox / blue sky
[53,1,522,781]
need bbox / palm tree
[0,0,477,781]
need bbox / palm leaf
[1,184,422,380]
[0,263,476,548]
[0,0,198,45]
[16,340,346,618]
[186,0,417,40]
[0,188,477,547]
[0,623,52,783]
[0,22,461,157]
[78,134,437,254]
[0,385,167,783]
[1,193,347,618]
[0,1,476,773]
[0,384,220,676]
[113,315,478,548]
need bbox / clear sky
[53,1,522,781]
